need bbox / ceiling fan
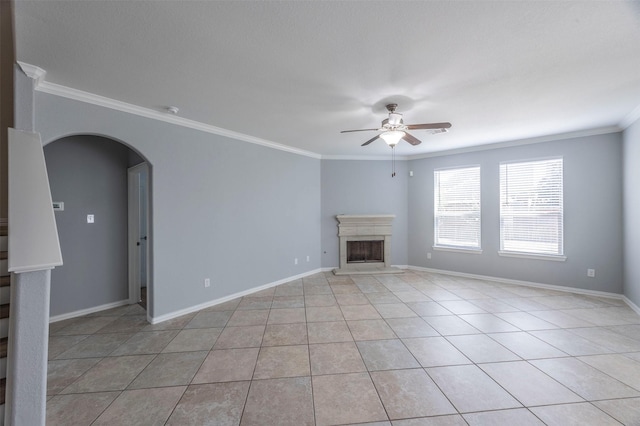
[341,103,452,147]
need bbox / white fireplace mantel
[333,214,403,275]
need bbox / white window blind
[434,166,481,250]
[500,158,563,256]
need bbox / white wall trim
[392,264,409,270]
[497,251,566,262]
[37,80,321,159]
[322,155,411,161]
[623,296,640,316]
[8,129,63,273]
[20,62,626,162]
[49,299,130,323]
[621,103,640,129]
[408,266,627,302]
[434,246,483,255]
[149,268,325,324]
[407,126,622,160]
[47,266,638,324]
[17,61,46,86]
[19,62,321,160]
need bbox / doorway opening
[128,163,150,310]
[44,135,152,319]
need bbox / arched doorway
[44,134,153,319]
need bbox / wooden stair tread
[0,337,6,359]
[0,304,8,320]
[0,378,4,405]
[0,251,6,260]
[0,276,8,287]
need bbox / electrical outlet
[587,269,595,278]
[87,214,95,223]
[204,278,211,287]
[427,252,432,260]
[294,258,298,265]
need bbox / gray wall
[408,133,624,293]
[321,160,408,268]
[623,117,640,306]
[32,88,631,320]
[35,92,321,319]
[44,136,131,316]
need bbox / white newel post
[5,65,63,426]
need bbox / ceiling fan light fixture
[380,130,405,147]
[388,113,403,126]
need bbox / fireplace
[333,214,402,275]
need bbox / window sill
[498,251,567,262]
[433,246,483,255]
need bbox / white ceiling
[13,1,640,158]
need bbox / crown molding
[407,125,622,160]
[17,61,46,86]
[21,62,321,159]
[621,103,640,129]
[37,81,322,159]
[18,61,628,162]
[321,154,410,161]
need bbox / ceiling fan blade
[361,135,380,146]
[340,128,379,133]
[406,122,452,130]
[402,132,422,146]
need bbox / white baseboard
[623,296,640,315]
[49,299,130,323]
[408,266,628,302]
[48,266,640,325]
[150,268,325,324]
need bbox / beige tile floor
[46,270,640,425]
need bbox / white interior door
[128,163,149,306]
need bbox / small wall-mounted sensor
[53,202,64,211]
[166,106,179,115]
[87,214,95,224]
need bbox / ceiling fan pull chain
[391,146,396,177]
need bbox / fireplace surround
[333,214,403,275]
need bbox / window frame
[433,164,482,253]
[498,156,566,261]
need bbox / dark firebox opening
[347,240,384,263]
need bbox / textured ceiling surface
[13,1,640,157]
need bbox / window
[499,158,564,257]
[434,166,481,250]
